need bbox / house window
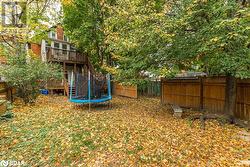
[62,44,67,50]
[63,35,69,42]
[51,32,56,39]
[54,42,60,48]
[62,44,68,55]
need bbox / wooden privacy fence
[138,81,161,97]
[112,83,137,98]
[161,77,250,121]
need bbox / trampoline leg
[89,102,91,112]
[108,101,112,109]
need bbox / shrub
[0,49,63,104]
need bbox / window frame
[53,42,60,49]
[50,31,57,39]
[63,35,69,42]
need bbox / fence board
[161,77,250,121]
[113,83,137,98]
[161,79,200,109]
[203,78,225,114]
[236,79,250,120]
[138,81,160,97]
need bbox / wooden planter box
[0,100,7,116]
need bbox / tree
[0,0,63,104]
[164,0,250,118]
[64,0,250,120]
[0,0,62,50]
[0,48,62,104]
[63,0,108,68]
[104,0,173,84]
[63,0,175,84]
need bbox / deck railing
[46,48,87,63]
[47,79,64,89]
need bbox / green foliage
[27,0,63,42]
[0,0,62,51]
[63,0,108,68]
[105,0,172,83]
[0,111,14,121]
[111,0,250,80]
[63,0,173,83]
[0,48,63,104]
[63,0,250,84]
[165,0,250,78]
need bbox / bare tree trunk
[224,75,237,121]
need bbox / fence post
[160,78,163,104]
[200,77,204,111]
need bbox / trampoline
[69,71,112,104]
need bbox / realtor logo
[0,160,8,166]
[1,1,27,28]
[0,160,26,166]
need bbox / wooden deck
[46,48,87,64]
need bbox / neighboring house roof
[140,71,161,81]
[175,71,207,78]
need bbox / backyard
[1,95,249,166]
[0,0,250,166]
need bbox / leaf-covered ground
[0,95,249,166]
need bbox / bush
[0,49,63,104]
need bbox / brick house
[29,26,93,95]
